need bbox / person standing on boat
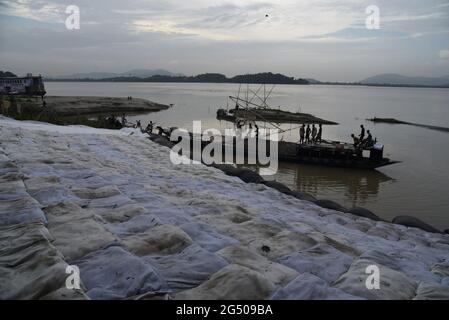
[299,124,305,144]
[121,113,127,127]
[351,134,360,147]
[305,124,311,143]
[359,124,365,141]
[317,124,323,143]
[146,121,154,134]
[311,124,317,143]
[364,130,373,147]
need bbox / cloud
[1,0,449,80]
[0,0,66,22]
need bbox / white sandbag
[217,245,298,286]
[333,258,417,300]
[145,244,228,291]
[278,244,353,283]
[0,197,47,227]
[271,273,362,300]
[179,222,239,252]
[105,214,162,237]
[413,282,449,300]
[0,222,68,299]
[122,224,193,256]
[73,245,166,299]
[173,264,277,300]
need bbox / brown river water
[46,82,449,230]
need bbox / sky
[0,0,448,81]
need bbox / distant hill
[47,72,310,85]
[48,69,184,80]
[230,72,308,84]
[0,71,17,77]
[361,73,449,87]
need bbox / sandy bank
[45,96,169,116]
[1,117,449,300]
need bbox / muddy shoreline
[44,96,170,116]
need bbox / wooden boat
[150,85,399,170]
[157,130,400,170]
[212,85,400,169]
[276,140,399,169]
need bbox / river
[46,82,449,230]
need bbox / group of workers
[106,113,154,134]
[351,124,375,149]
[298,123,375,149]
[134,118,154,134]
[299,124,322,144]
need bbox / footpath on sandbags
[1,118,449,300]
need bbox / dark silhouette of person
[365,130,373,147]
[351,133,360,147]
[305,124,311,143]
[311,124,317,143]
[317,124,322,143]
[299,124,305,144]
[359,124,365,140]
[146,121,154,133]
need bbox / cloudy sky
[0,0,448,81]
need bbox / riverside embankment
[1,116,449,300]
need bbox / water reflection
[251,162,394,207]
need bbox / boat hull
[278,154,399,169]
[151,132,400,170]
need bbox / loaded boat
[213,84,400,170]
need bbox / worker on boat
[146,121,154,134]
[306,125,311,143]
[121,113,127,127]
[351,134,360,147]
[364,130,374,147]
[136,120,141,129]
[311,124,317,143]
[317,124,323,143]
[359,124,365,141]
[299,124,305,144]
[255,124,259,139]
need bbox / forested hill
[46,72,310,85]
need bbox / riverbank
[43,96,169,116]
[0,95,169,129]
[1,116,449,300]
